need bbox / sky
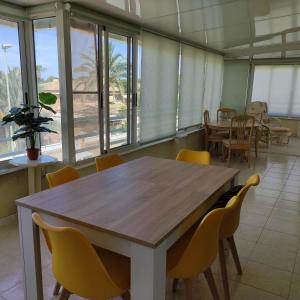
[0,17,140,81]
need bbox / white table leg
[130,243,166,300]
[18,206,43,300]
[28,167,41,195]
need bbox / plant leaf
[39,92,57,105]
[39,101,56,114]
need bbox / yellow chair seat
[95,247,130,291]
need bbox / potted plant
[1,92,58,160]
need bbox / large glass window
[252,65,300,117]
[107,33,130,149]
[33,18,62,160]
[0,18,24,161]
[71,19,101,161]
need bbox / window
[0,18,25,161]
[71,19,101,162]
[70,19,135,162]
[252,65,300,117]
[140,32,179,143]
[178,44,205,129]
[33,18,62,160]
[107,32,131,149]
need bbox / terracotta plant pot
[26,148,40,160]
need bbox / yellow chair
[32,213,130,300]
[46,166,80,188]
[176,149,211,165]
[45,166,80,295]
[219,174,260,300]
[95,154,124,172]
[167,197,237,300]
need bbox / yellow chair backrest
[46,166,80,188]
[176,149,211,165]
[32,213,126,300]
[95,154,123,172]
[219,174,260,239]
[168,198,236,278]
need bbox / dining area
[15,150,260,300]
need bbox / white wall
[221,60,250,113]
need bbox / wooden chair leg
[184,278,193,300]
[122,290,130,300]
[53,281,61,296]
[172,278,179,292]
[59,288,71,300]
[227,236,242,275]
[219,240,230,300]
[204,267,220,300]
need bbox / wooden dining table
[16,156,239,300]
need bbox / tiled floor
[1,152,300,299]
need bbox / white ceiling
[5,0,300,56]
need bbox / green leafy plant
[1,92,58,149]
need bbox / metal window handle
[132,93,137,107]
[100,92,104,109]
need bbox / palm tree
[73,42,127,97]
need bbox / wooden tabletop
[16,156,239,248]
[207,120,260,130]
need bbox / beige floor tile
[250,243,296,272]
[258,229,299,253]
[255,188,281,198]
[240,212,269,227]
[242,203,273,216]
[289,273,300,300]
[279,192,300,202]
[0,253,22,293]
[282,185,300,194]
[276,200,300,212]
[293,252,300,275]
[266,216,300,237]
[235,224,263,242]
[239,261,292,297]
[285,178,300,187]
[270,208,300,224]
[229,281,286,300]
[0,283,24,300]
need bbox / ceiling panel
[4,0,300,57]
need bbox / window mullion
[56,4,75,164]
[126,36,132,145]
[97,25,105,155]
[131,36,138,145]
[104,29,110,151]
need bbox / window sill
[0,162,26,176]
[77,128,203,170]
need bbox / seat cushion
[95,247,130,290]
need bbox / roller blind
[140,32,179,143]
[178,44,206,129]
[252,65,300,117]
[203,53,224,120]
